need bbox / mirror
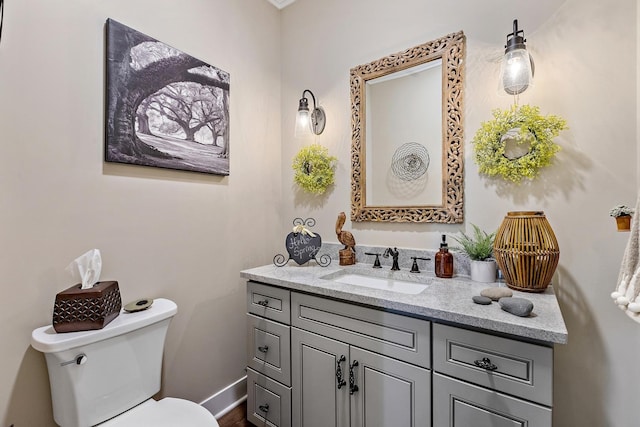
[350,31,465,223]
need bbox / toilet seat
[99,397,219,426]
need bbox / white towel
[613,196,640,313]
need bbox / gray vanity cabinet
[246,280,557,427]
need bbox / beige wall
[282,0,639,426]
[0,0,281,425]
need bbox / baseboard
[200,375,247,419]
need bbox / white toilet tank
[31,298,178,427]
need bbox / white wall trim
[200,375,247,419]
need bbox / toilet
[31,298,219,427]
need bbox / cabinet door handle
[336,355,346,389]
[474,357,498,371]
[258,345,269,353]
[349,360,359,395]
[258,403,270,413]
[256,299,269,307]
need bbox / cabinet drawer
[247,313,291,386]
[292,292,430,369]
[247,368,292,427]
[247,281,291,324]
[433,323,553,406]
[433,373,551,427]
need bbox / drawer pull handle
[256,299,269,307]
[258,403,270,413]
[349,360,359,395]
[336,355,346,389]
[258,345,269,353]
[474,357,498,371]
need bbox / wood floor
[217,402,251,427]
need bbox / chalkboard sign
[285,232,322,265]
[273,218,331,267]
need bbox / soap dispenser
[435,235,454,278]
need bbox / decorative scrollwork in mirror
[350,31,465,223]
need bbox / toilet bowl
[31,298,219,427]
[99,398,216,426]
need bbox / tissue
[66,249,102,289]
[54,249,121,333]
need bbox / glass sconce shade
[295,109,312,138]
[501,48,534,95]
[295,89,326,137]
[501,19,534,96]
[295,96,311,137]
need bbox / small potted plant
[452,224,497,283]
[610,205,634,231]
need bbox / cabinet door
[350,346,431,427]
[291,327,350,427]
[433,373,551,427]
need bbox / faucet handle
[410,256,431,273]
[364,252,382,268]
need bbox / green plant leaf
[451,224,496,261]
[472,104,567,183]
[292,144,337,195]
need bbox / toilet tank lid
[31,298,177,353]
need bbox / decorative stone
[472,295,492,305]
[480,287,513,301]
[499,297,534,317]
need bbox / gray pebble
[499,297,534,317]
[472,295,492,305]
[480,287,513,301]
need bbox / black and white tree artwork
[105,19,230,175]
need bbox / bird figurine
[336,212,356,265]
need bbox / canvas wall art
[105,19,230,175]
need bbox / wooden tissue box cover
[53,281,122,333]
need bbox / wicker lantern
[493,211,559,292]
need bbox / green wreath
[472,105,567,183]
[292,144,337,195]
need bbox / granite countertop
[240,263,568,344]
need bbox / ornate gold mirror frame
[350,31,465,223]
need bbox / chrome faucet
[383,247,400,271]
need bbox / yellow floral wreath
[292,144,337,195]
[472,105,567,183]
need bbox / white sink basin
[328,272,430,295]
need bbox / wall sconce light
[295,89,326,137]
[501,19,535,96]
